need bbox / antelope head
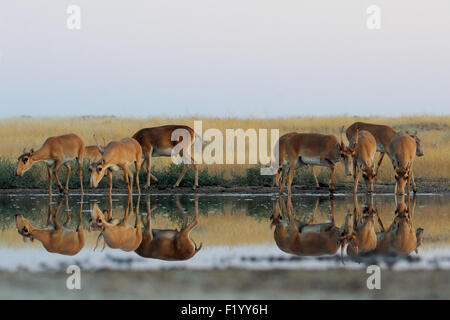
[409,131,424,157]
[15,214,35,242]
[362,164,376,193]
[89,159,107,188]
[394,164,410,195]
[339,126,355,177]
[90,203,107,230]
[270,200,283,229]
[15,149,35,176]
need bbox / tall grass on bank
[0,158,322,189]
[0,115,449,186]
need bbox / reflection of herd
[15,195,203,262]
[14,121,423,197]
[271,194,424,263]
[15,193,423,264]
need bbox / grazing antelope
[15,195,85,256]
[346,122,424,176]
[16,134,85,194]
[132,125,199,190]
[270,196,353,258]
[374,195,424,256]
[135,195,203,261]
[273,132,320,188]
[342,194,378,262]
[89,138,142,196]
[349,129,377,193]
[388,132,419,195]
[280,128,354,196]
[91,196,142,252]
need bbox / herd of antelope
[274,121,423,196]
[14,121,423,196]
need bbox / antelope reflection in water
[90,195,142,252]
[343,194,378,262]
[374,194,424,256]
[135,195,203,261]
[270,196,354,258]
[15,195,85,256]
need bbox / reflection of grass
[1,195,449,248]
[0,116,449,188]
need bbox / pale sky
[0,0,449,118]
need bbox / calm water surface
[0,193,449,272]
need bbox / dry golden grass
[1,115,449,182]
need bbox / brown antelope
[89,138,142,196]
[135,195,203,261]
[270,196,354,258]
[349,129,377,193]
[343,194,378,262]
[91,195,142,252]
[281,128,354,196]
[132,125,199,190]
[388,132,419,195]
[374,195,424,256]
[273,132,319,188]
[16,134,85,194]
[84,145,103,165]
[15,195,85,256]
[346,122,424,176]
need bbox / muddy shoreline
[1,269,448,299]
[1,181,449,195]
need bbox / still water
[0,193,449,272]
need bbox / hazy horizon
[0,1,449,118]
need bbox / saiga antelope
[280,128,354,196]
[15,195,85,256]
[273,132,319,188]
[388,132,419,195]
[135,195,203,261]
[132,125,199,190]
[346,122,424,176]
[84,145,103,165]
[349,129,377,193]
[270,196,354,258]
[89,138,142,196]
[16,134,85,194]
[374,195,424,256]
[91,195,142,252]
[342,194,378,262]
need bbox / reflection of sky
[0,1,449,118]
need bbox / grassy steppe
[0,115,449,188]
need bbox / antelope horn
[340,126,345,149]
[93,134,104,154]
